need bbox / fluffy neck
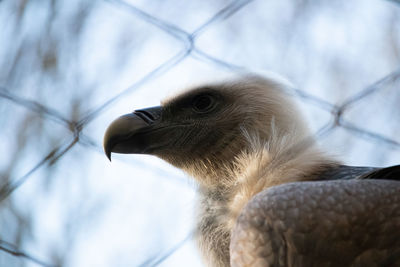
[195,132,338,267]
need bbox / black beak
[103,106,162,161]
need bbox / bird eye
[192,94,215,113]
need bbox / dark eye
[192,94,215,113]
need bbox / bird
[103,74,400,267]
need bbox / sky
[0,0,400,266]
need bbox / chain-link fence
[1,0,400,266]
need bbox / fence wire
[0,0,399,266]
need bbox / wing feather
[230,179,400,267]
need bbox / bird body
[103,74,400,266]
[231,178,400,267]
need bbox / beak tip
[104,146,112,162]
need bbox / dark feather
[317,164,400,181]
[359,164,400,181]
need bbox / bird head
[103,75,309,185]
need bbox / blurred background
[0,0,399,266]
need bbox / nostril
[134,110,154,124]
[134,106,162,124]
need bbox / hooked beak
[103,106,162,161]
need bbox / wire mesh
[0,0,399,266]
